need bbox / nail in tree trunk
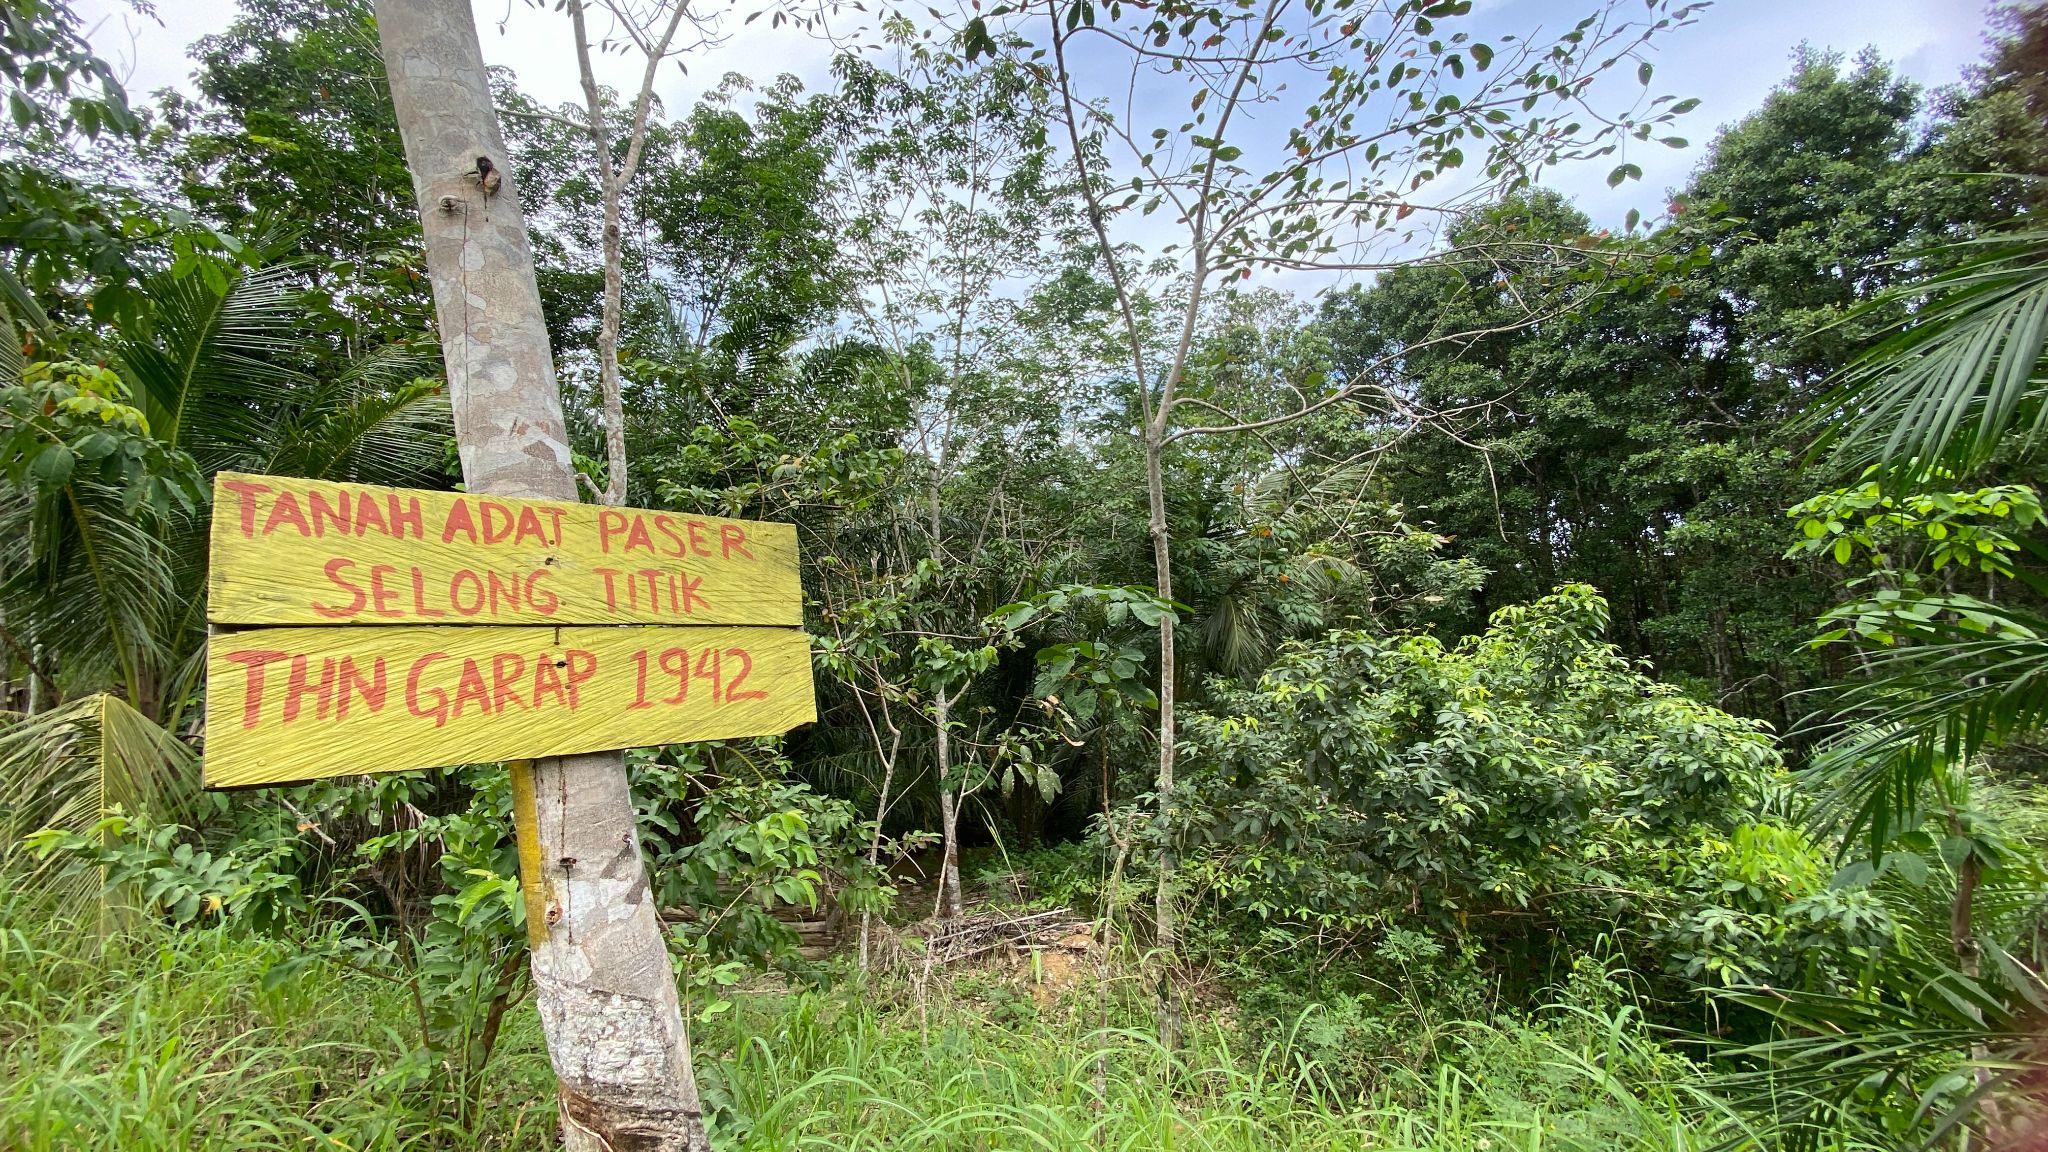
[376,2,708,1147]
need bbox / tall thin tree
[376,1,710,1147]
[563,0,716,505]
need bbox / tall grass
[2,878,1784,1151]
[0,887,556,1150]
[711,982,1757,1152]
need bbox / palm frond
[0,265,54,347]
[260,344,451,485]
[1287,551,1363,597]
[118,262,314,471]
[0,481,188,706]
[1807,599,2048,852]
[1718,946,2047,1149]
[1810,228,2048,477]
[1199,589,1269,680]
[0,693,199,907]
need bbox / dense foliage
[4,0,2048,1148]
[1181,587,1790,968]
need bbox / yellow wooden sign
[207,472,800,627]
[203,473,815,788]
[204,624,815,788]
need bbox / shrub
[1177,584,1789,991]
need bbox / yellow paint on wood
[203,624,815,788]
[207,472,800,627]
[507,759,550,949]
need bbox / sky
[74,0,1996,232]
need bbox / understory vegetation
[6,0,2048,1147]
[3,870,1745,1152]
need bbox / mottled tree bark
[1143,423,1181,1051]
[933,691,965,921]
[376,3,708,1147]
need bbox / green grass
[0,897,557,1150]
[1,894,1769,1151]
[709,983,1758,1152]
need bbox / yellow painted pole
[507,758,550,949]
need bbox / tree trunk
[859,724,901,971]
[594,194,629,506]
[1954,849,1982,980]
[565,0,631,507]
[934,692,964,920]
[1950,817,2004,1135]
[1044,9,1178,1043]
[1098,737,1111,821]
[1143,425,1181,1050]
[376,4,708,1148]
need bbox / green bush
[1176,585,1801,992]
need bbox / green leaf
[1884,849,1929,887]
[993,601,1039,630]
[1605,162,1643,187]
[962,16,996,61]
[30,442,74,485]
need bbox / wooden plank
[203,624,815,788]
[206,472,801,627]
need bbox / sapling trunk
[1949,809,2003,1134]
[1144,424,1182,1051]
[934,690,964,920]
[859,723,902,970]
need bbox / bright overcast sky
[77,0,1994,231]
